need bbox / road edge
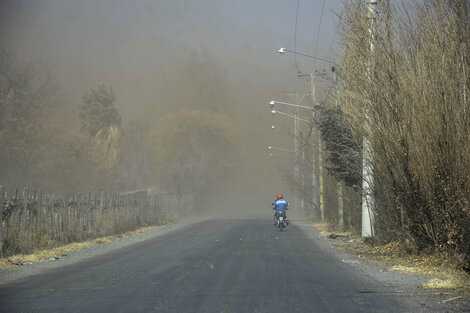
[295,220,470,313]
[0,217,209,285]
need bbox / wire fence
[0,185,192,257]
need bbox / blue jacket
[273,199,288,212]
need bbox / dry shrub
[340,0,470,265]
[96,210,145,237]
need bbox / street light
[271,124,292,133]
[270,100,314,111]
[277,48,338,224]
[278,47,336,66]
[278,47,340,82]
[270,103,312,218]
[278,46,362,235]
[268,146,295,153]
[271,109,310,123]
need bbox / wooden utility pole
[333,68,345,232]
[287,92,307,217]
[309,73,325,223]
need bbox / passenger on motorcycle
[273,193,289,225]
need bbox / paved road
[0,219,407,313]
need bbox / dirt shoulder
[0,218,207,286]
[297,221,470,313]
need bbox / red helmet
[277,193,283,200]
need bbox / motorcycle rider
[272,193,289,225]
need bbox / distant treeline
[0,185,192,257]
[0,47,239,199]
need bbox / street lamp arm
[268,146,295,153]
[270,100,314,111]
[278,47,336,66]
[272,110,310,123]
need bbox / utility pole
[294,104,299,216]
[333,68,345,232]
[309,73,324,223]
[309,69,343,229]
[362,0,377,238]
[310,136,319,219]
[287,92,306,218]
[300,132,306,217]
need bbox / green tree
[319,106,361,187]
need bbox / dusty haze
[0,0,343,217]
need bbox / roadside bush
[339,0,470,265]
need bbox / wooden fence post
[21,188,29,239]
[38,189,43,238]
[63,194,69,241]
[31,189,38,236]
[51,199,57,240]
[99,191,105,234]
[0,185,4,257]
[87,192,92,233]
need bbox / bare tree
[0,47,57,184]
[339,0,470,264]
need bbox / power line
[328,31,337,57]
[293,0,301,72]
[313,0,326,66]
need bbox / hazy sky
[0,0,343,90]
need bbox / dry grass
[0,224,168,270]
[422,278,467,290]
[311,223,470,294]
[311,222,353,237]
[355,242,470,292]
[312,222,330,233]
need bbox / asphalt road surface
[0,219,408,313]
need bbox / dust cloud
[0,0,342,218]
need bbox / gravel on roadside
[296,221,470,313]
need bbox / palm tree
[79,84,121,161]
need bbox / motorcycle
[275,211,287,231]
